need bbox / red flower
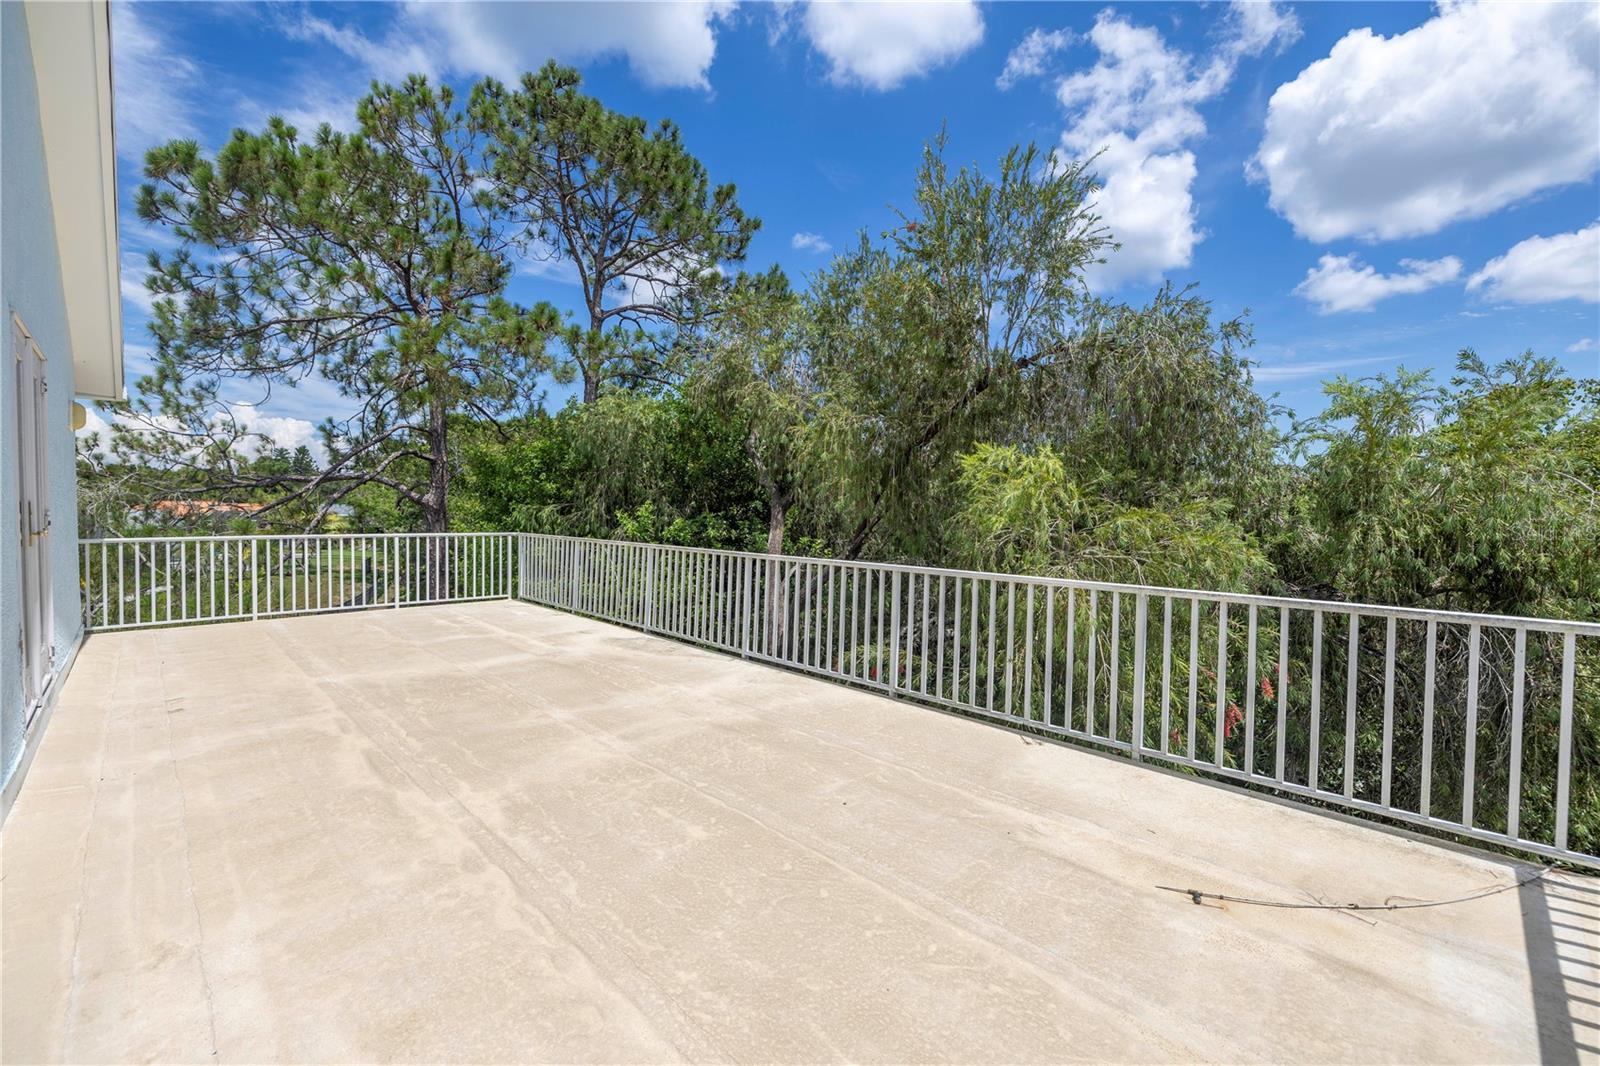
[1224,702,1244,739]
[1260,675,1275,702]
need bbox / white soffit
[25,0,124,401]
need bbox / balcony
[3,534,1597,1062]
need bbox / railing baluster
[1043,586,1054,727]
[1381,616,1396,808]
[1132,593,1147,758]
[1064,588,1076,732]
[1507,628,1525,840]
[1245,605,1257,776]
[1276,607,1289,783]
[1463,623,1481,828]
[1110,591,1121,744]
[986,580,998,711]
[1086,590,1098,736]
[1310,609,1323,792]
[1186,598,1198,759]
[1023,584,1034,721]
[1343,613,1359,797]
[1004,581,1015,716]
[1160,597,1172,754]
[1556,632,1575,851]
[968,577,978,705]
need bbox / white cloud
[75,403,327,464]
[1223,0,1303,59]
[1053,3,1299,290]
[251,3,739,141]
[110,2,202,160]
[1294,254,1463,314]
[791,232,832,254]
[997,28,1071,90]
[1569,338,1596,353]
[1253,2,1600,243]
[1251,352,1401,383]
[1467,224,1600,305]
[402,1,737,91]
[226,404,327,461]
[802,1,983,90]
[120,252,156,317]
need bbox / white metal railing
[75,530,1598,866]
[517,533,1600,868]
[81,532,517,631]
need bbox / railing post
[740,555,752,657]
[250,539,259,621]
[889,569,901,693]
[571,540,582,612]
[644,545,657,633]
[1132,593,1147,760]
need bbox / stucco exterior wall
[2,2,88,805]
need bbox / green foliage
[450,394,769,549]
[472,63,759,402]
[806,138,1111,561]
[1030,284,1278,517]
[1288,351,1599,618]
[123,76,559,531]
[954,443,1272,591]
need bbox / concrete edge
[1,627,84,828]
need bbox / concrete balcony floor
[2,600,1596,1064]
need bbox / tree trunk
[766,493,788,555]
[582,371,599,405]
[422,388,450,533]
[422,388,450,598]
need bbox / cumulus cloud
[403,1,737,90]
[1467,224,1600,305]
[278,1,736,100]
[1053,2,1299,290]
[791,232,832,254]
[1570,338,1596,353]
[1294,254,1463,314]
[110,2,202,159]
[802,1,983,90]
[76,403,327,464]
[226,404,327,461]
[1253,2,1600,243]
[997,28,1071,90]
[120,252,157,317]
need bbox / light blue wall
[2,3,88,803]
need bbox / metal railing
[518,533,1600,868]
[81,532,517,630]
[75,530,1598,866]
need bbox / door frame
[12,312,54,724]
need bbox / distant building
[136,499,271,521]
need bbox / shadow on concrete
[1521,867,1600,1063]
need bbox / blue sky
[105,1,1600,455]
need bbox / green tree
[954,442,1272,591]
[473,63,759,403]
[1284,351,1599,853]
[687,267,817,553]
[1288,351,1599,616]
[122,77,558,533]
[1025,284,1278,520]
[806,138,1110,561]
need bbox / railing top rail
[81,531,510,545]
[77,530,1600,635]
[522,531,1600,637]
